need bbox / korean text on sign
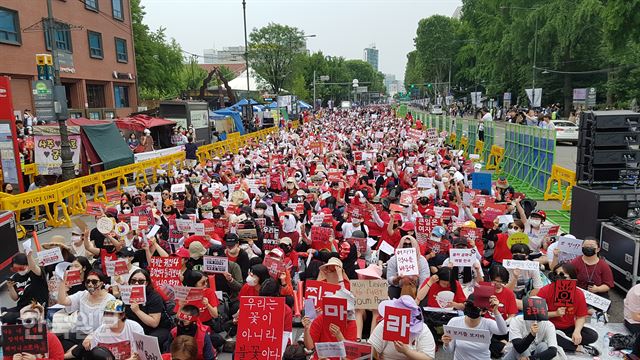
[235,296,285,360]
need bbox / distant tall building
[384,74,397,95]
[452,6,463,19]
[202,46,246,64]
[363,45,379,71]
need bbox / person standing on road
[184,137,198,168]
[479,107,492,141]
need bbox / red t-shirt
[569,257,615,290]
[537,282,589,330]
[309,314,357,360]
[173,288,219,323]
[493,233,512,264]
[421,277,467,307]
[365,210,389,238]
[379,229,402,250]
[485,287,518,320]
[238,283,259,298]
[99,249,117,275]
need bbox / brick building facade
[0,0,138,120]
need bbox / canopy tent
[298,100,312,110]
[227,68,264,92]
[229,98,263,112]
[266,102,278,109]
[82,123,134,170]
[114,114,176,132]
[66,118,113,127]
[212,109,245,135]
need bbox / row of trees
[404,0,640,114]
[248,23,385,104]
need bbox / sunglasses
[123,207,131,211]
[86,279,101,285]
[556,272,567,277]
[508,225,520,230]
[163,207,172,211]
[130,279,146,285]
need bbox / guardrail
[544,164,576,211]
[0,125,287,229]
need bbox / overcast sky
[142,0,462,82]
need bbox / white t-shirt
[341,222,369,240]
[369,321,436,360]
[508,316,558,354]
[443,314,508,360]
[442,258,482,289]
[66,291,116,334]
[91,319,144,348]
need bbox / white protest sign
[170,183,186,193]
[417,177,433,189]
[558,236,583,255]
[433,206,447,219]
[37,247,64,267]
[132,332,162,360]
[444,325,491,344]
[311,214,325,226]
[497,215,514,224]
[395,248,419,276]
[130,216,140,230]
[503,259,540,272]
[122,185,138,195]
[192,223,205,236]
[448,249,476,267]
[469,154,480,160]
[316,342,346,358]
[203,256,228,273]
[175,219,193,233]
[379,241,395,255]
[119,285,147,305]
[578,288,612,311]
[146,225,161,239]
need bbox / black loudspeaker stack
[576,110,640,184]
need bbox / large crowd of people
[2,105,636,360]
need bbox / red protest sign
[310,226,334,250]
[85,201,105,216]
[263,255,286,279]
[482,204,507,222]
[553,279,577,307]
[459,227,484,244]
[399,190,417,206]
[415,217,440,244]
[133,205,153,225]
[344,341,373,360]
[236,297,285,360]
[472,195,489,208]
[1,324,48,356]
[148,257,182,288]
[389,203,405,213]
[382,306,411,343]
[65,269,82,287]
[305,280,341,307]
[346,237,366,254]
[346,203,367,220]
[129,285,146,304]
[323,296,348,335]
[97,341,131,360]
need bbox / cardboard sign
[350,279,389,310]
[553,279,577,307]
[503,259,540,272]
[310,226,333,250]
[443,325,491,344]
[1,324,48,356]
[416,176,434,189]
[344,340,373,360]
[346,237,367,254]
[558,236,583,255]
[323,296,348,333]
[448,248,476,267]
[235,297,285,360]
[507,232,530,248]
[263,255,286,279]
[65,269,82,287]
[119,285,147,305]
[578,287,611,312]
[97,341,131,360]
[132,332,162,360]
[316,342,347,358]
[459,227,483,244]
[203,256,228,274]
[523,297,549,321]
[382,306,411,343]
[395,248,419,276]
[37,247,64,266]
[379,240,395,255]
[236,228,258,240]
[148,257,182,288]
[471,172,492,193]
[305,280,341,307]
[105,259,129,277]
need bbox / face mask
[102,315,119,328]
[212,213,222,219]
[430,236,441,242]
[255,209,265,216]
[158,180,165,185]
[529,219,541,228]
[177,322,197,337]
[582,247,596,257]
[122,209,132,214]
[17,269,29,276]
[463,303,482,319]
[246,275,258,286]
[507,229,517,236]
[71,235,82,243]
[386,172,393,177]
[104,245,115,253]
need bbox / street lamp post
[242,0,250,94]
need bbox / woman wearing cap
[387,236,430,299]
[83,300,144,355]
[442,294,507,359]
[317,257,351,290]
[123,269,172,350]
[57,270,116,358]
[354,264,385,341]
[369,295,436,359]
[518,200,548,262]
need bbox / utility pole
[531,15,538,109]
[313,70,316,110]
[242,0,250,94]
[46,0,74,180]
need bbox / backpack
[610,333,637,350]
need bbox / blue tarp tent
[230,98,263,112]
[267,102,278,109]
[211,109,246,135]
[298,100,312,109]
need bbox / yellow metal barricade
[544,165,576,210]
[486,145,505,171]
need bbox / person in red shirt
[4,303,65,360]
[491,219,525,264]
[537,263,600,356]
[487,265,518,358]
[569,237,614,300]
[174,271,219,325]
[416,266,467,310]
[238,264,271,298]
[167,305,216,360]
